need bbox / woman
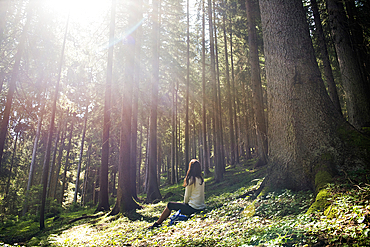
[149,159,206,229]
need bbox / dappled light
[1,0,370,246]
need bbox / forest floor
[1,159,369,246]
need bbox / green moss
[315,171,333,192]
[324,205,339,219]
[242,200,256,218]
[306,189,330,214]
[338,126,370,150]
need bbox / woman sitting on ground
[149,159,206,229]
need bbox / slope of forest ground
[1,159,369,246]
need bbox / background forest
[0,0,370,245]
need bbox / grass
[1,160,369,246]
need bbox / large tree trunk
[146,0,162,202]
[96,0,116,212]
[326,0,370,129]
[259,0,368,191]
[311,0,342,114]
[246,0,268,166]
[110,0,141,215]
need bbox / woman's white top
[184,177,206,210]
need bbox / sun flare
[44,0,110,26]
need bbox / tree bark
[326,0,370,129]
[96,0,116,212]
[311,0,342,115]
[259,0,368,191]
[146,0,162,202]
[110,0,141,214]
[246,0,268,166]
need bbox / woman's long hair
[183,159,204,187]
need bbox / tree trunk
[81,142,92,206]
[0,2,33,168]
[230,17,239,164]
[184,0,190,173]
[146,0,162,202]
[23,103,44,216]
[259,0,368,191]
[60,113,74,205]
[344,0,369,87]
[223,0,236,166]
[246,0,268,166]
[97,0,116,212]
[131,0,143,201]
[213,1,226,170]
[171,77,176,184]
[52,120,67,200]
[47,119,61,198]
[202,0,210,176]
[5,131,18,197]
[73,106,88,203]
[110,0,141,215]
[138,124,143,193]
[40,14,69,230]
[208,0,223,182]
[311,0,342,114]
[326,0,370,129]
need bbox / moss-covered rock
[306,189,330,214]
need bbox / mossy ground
[1,160,369,246]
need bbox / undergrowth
[1,161,369,246]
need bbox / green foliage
[1,163,370,247]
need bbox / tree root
[68,213,103,224]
